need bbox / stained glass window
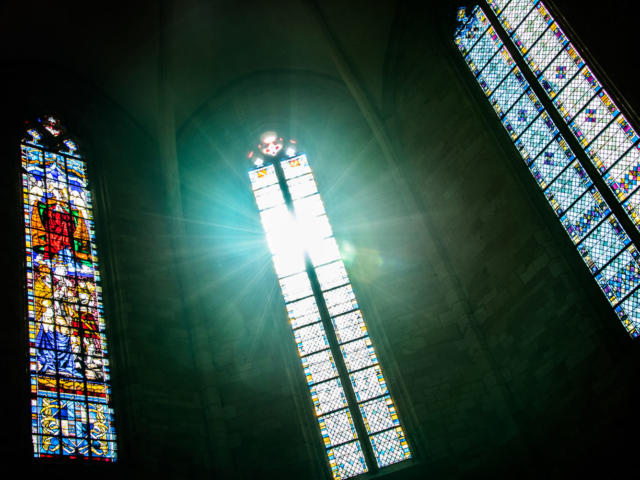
[248,135,411,478]
[455,7,640,337]
[22,116,117,460]
[485,0,640,234]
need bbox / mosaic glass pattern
[479,47,515,95]
[486,0,640,236]
[616,289,640,335]
[502,89,543,140]
[516,111,558,163]
[455,5,490,56]
[250,150,411,476]
[554,67,599,122]
[369,428,411,468]
[464,26,503,76]
[539,45,583,98]
[498,0,536,34]
[577,215,629,273]
[318,409,358,447]
[544,160,590,214]
[512,3,551,56]
[528,135,574,190]
[456,7,640,336]
[327,441,368,479]
[560,188,610,244]
[359,396,400,434]
[596,246,640,306]
[489,67,527,117]
[524,22,567,77]
[22,117,117,460]
[588,117,639,177]
[569,91,618,148]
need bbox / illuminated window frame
[248,134,411,479]
[22,116,117,460]
[485,0,640,232]
[455,6,640,336]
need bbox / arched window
[248,134,411,479]
[454,3,640,336]
[21,116,117,460]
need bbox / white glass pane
[279,272,313,303]
[316,260,350,291]
[287,173,318,200]
[324,285,358,317]
[253,183,284,211]
[318,409,358,448]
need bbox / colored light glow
[249,148,411,478]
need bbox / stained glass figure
[248,134,411,478]
[22,116,117,460]
[455,7,640,336]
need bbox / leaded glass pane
[327,441,368,479]
[281,154,312,179]
[529,135,574,190]
[486,0,507,15]
[331,310,368,344]
[287,173,318,200]
[254,183,285,210]
[324,285,359,317]
[369,427,412,468]
[249,164,278,190]
[455,5,490,56]
[478,47,514,96]
[569,91,619,148]
[502,89,543,140]
[588,115,639,176]
[606,144,640,203]
[577,215,629,273]
[279,271,313,302]
[512,4,550,56]
[316,260,350,291]
[465,27,502,75]
[294,322,330,357]
[499,0,536,34]
[561,188,611,244]
[359,395,400,435]
[624,189,640,228]
[22,117,116,460]
[350,366,388,403]
[250,146,412,474]
[318,409,358,448]
[294,193,326,218]
[553,66,600,122]
[516,111,558,163]
[287,296,321,329]
[340,338,378,373]
[302,350,339,386]
[596,246,640,305]
[615,290,640,336]
[525,22,566,76]
[540,46,583,98]
[489,67,527,117]
[545,161,591,216]
[311,378,349,416]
